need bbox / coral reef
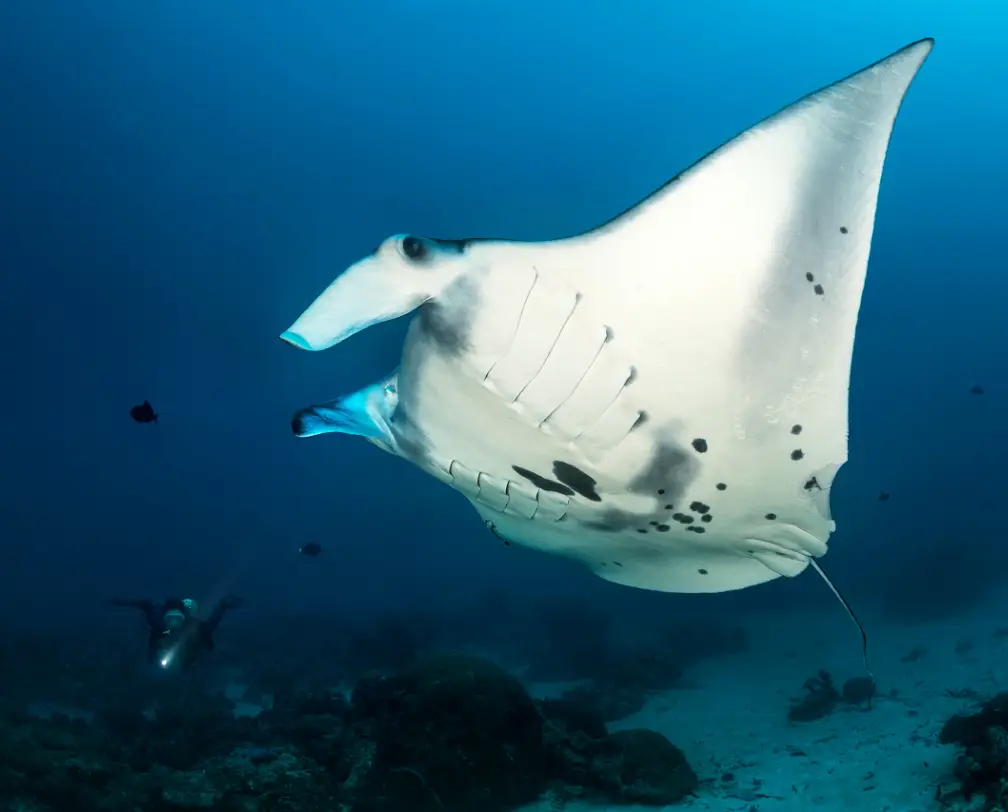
[0,653,697,811]
[788,670,841,722]
[940,692,1008,810]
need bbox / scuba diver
[108,595,243,669]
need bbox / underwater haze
[2,2,1008,811]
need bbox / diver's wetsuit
[109,596,242,668]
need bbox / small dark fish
[130,400,158,424]
[878,492,890,502]
[970,385,984,395]
[299,542,322,557]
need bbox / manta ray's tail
[808,558,875,709]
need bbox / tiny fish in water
[130,400,158,424]
[877,492,890,502]
[970,385,984,395]
[299,543,322,557]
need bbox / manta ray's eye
[400,236,428,262]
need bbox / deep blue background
[1,1,1004,629]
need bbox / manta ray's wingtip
[906,37,935,59]
[896,37,935,65]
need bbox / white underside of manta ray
[281,39,933,595]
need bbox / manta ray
[281,40,933,604]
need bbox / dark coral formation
[0,653,698,811]
[788,670,840,722]
[787,670,879,722]
[841,676,876,708]
[940,692,1008,809]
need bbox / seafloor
[3,585,1006,812]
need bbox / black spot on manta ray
[839,226,848,234]
[552,461,601,502]
[511,465,574,497]
[791,424,802,435]
[698,568,708,575]
[790,449,804,461]
[692,438,708,453]
[813,284,824,296]
[716,482,727,490]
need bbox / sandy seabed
[521,591,1008,812]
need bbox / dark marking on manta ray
[587,439,701,533]
[664,503,674,510]
[765,513,777,520]
[806,272,815,282]
[804,476,821,491]
[630,411,649,432]
[791,424,802,435]
[839,226,849,234]
[511,465,575,497]
[701,514,713,522]
[690,501,709,513]
[637,528,648,533]
[687,526,706,533]
[656,524,670,532]
[813,284,824,296]
[613,561,623,567]
[414,274,480,357]
[552,461,601,502]
[631,442,698,505]
[716,482,727,490]
[692,438,708,453]
[791,449,804,461]
[698,568,708,575]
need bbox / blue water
[1,0,1006,749]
